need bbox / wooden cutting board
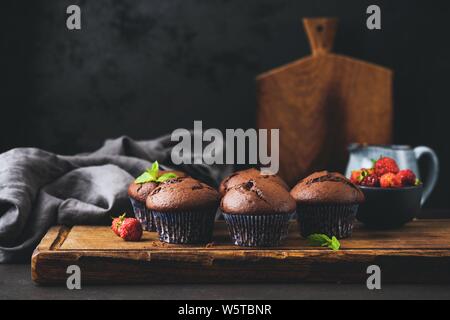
[257,18,393,186]
[32,220,450,285]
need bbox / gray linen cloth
[0,135,232,263]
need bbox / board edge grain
[32,248,450,285]
[31,225,72,284]
[31,221,450,285]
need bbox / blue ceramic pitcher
[345,144,439,205]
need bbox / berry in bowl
[350,157,422,229]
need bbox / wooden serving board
[257,17,393,186]
[32,220,450,285]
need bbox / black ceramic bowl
[357,185,423,229]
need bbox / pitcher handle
[413,146,439,206]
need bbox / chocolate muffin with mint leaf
[290,171,364,239]
[219,168,289,196]
[128,161,186,231]
[221,178,296,247]
[146,177,220,244]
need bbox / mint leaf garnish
[135,171,153,184]
[146,161,159,180]
[415,178,422,186]
[330,236,341,251]
[156,172,178,183]
[134,161,178,184]
[307,234,340,251]
[307,234,331,246]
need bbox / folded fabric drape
[0,135,232,263]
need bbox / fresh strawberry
[374,157,399,177]
[119,218,143,241]
[350,170,363,184]
[350,168,374,185]
[395,169,417,187]
[380,172,400,188]
[360,174,380,187]
[111,213,126,236]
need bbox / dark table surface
[1,264,449,300]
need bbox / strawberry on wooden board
[111,213,126,236]
[119,218,143,242]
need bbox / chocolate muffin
[221,179,296,247]
[290,171,364,239]
[219,168,289,196]
[128,170,186,231]
[146,177,220,244]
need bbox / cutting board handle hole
[316,25,324,32]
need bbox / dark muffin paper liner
[223,212,292,247]
[129,197,156,231]
[296,204,359,239]
[152,209,216,244]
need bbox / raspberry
[374,157,399,177]
[395,169,417,187]
[119,218,143,241]
[360,174,379,187]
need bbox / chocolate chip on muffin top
[128,170,187,202]
[290,171,364,204]
[221,178,296,215]
[219,168,289,195]
[146,177,220,212]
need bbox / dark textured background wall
[0,0,449,208]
